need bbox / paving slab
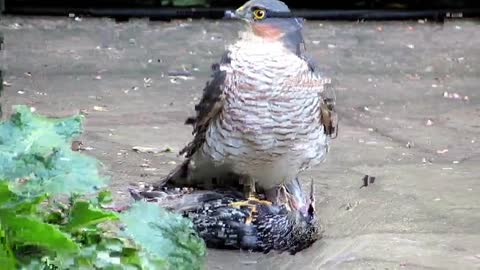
[1,16,479,270]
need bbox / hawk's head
[233,0,305,51]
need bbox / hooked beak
[235,4,247,18]
[223,5,248,20]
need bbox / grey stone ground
[1,16,480,269]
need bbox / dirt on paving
[1,16,480,270]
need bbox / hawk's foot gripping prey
[228,193,272,225]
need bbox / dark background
[0,0,480,21]
[3,0,480,9]
[1,0,480,20]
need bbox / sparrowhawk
[160,0,336,214]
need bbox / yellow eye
[252,9,266,20]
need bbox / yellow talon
[229,200,257,224]
[229,197,272,209]
[229,200,255,209]
[229,200,247,208]
[246,196,272,206]
[229,196,273,225]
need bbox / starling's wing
[155,53,229,188]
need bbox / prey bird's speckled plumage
[160,0,337,204]
[129,178,320,254]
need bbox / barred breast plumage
[153,0,332,254]
[194,34,330,189]
[158,1,337,201]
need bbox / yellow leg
[234,176,272,206]
[230,177,271,213]
[229,175,271,219]
[229,177,274,224]
[249,177,256,196]
[241,176,256,200]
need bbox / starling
[129,177,321,254]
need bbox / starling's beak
[308,178,315,214]
[283,178,315,218]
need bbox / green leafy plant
[121,201,206,270]
[0,105,105,195]
[0,106,206,270]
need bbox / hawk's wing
[298,44,338,139]
[286,24,338,139]
[155,54,229,188]
[180,53,230,158]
